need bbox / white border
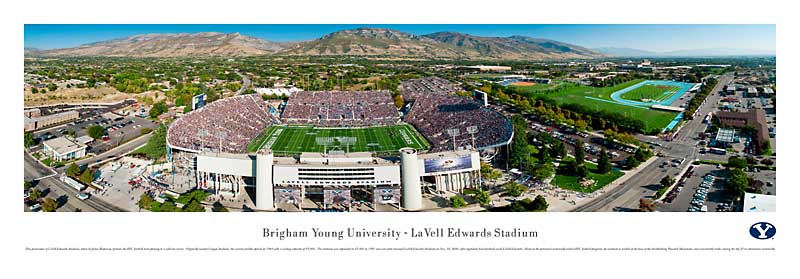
[2,0,793,278]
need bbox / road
[24,151,126,212]
[573,73,733,211]
[235,71,251,96]
[67,132,152,169]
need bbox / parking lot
[33,112,157,155]
[659,164,731,212]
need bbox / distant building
[714,128,737,147]
[715,109,769,151]
[24,110,79,132]
[43,137,87,161]
[463,65,512,72]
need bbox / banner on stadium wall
[423,155,473,174]
[323,189,352,206]
[274,187,302,205]
[373,188,401,204]
[192,93,207,110]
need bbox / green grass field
[247,124,429,154]
[619,84,681,102]
[552,160,624,193]
[526,79,677,131]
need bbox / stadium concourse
[164,77,512,212]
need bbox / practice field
[527,79,677,132]
[247,124,429,154]
[619,84,681,102]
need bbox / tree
[24,180,32,191]
[66,163,81,177]
[24,132,35,148]
[625,156,640,169]
[660,175,676,189]
[66,129,76,138]
[393,94,404,108]
[532,162,555,181]
[554,142,568,159]
[727,168,749,198]
[80,169,95,185]
[212,201,229,212]
[31,88,38,94]
[727,156,748,169]
[450,196,467,208]
[639,198,657,212]
[87,125,105,139]
[480,162,502,182]
[502,182,526,197]
[597,148,612,174]
[42,198,58,212]
[29,189,43,200]
[149,102,168,118]
[574,142,585,165]
[47,83,58,92]
[761,158,774,166]
[531,195,549,212]
[185,200,206,212]
[138,193,153,210]
[475,190,491,205]
[575,164,588,178]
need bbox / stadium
[165,77,513,211]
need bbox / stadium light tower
[466,125,479,150]
[446,128,460,151]
[215,131,227,154]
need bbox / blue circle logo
[749,222,776,240]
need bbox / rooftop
[743,192,776,212]
[43,136,87,155]
[715,128,737,143]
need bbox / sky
[24,24,775,53]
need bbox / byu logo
[749,222,776,239]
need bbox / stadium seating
[402,78,512,152]
[281,90,399,126]
[167,94,280,153]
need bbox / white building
[742,192,776,212]
[43,137,87,161]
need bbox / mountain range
[28,28,604,60]
[593,47,775,57]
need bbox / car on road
[29,203,42,211]
[76,192,90,200]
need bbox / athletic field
[619,84,681,102]
[247,124,429,154]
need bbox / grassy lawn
[528,79,677,131]
[553,160,624,193]
[620,84,681,102]
[248,124,429,154]
[464,73,509,79]
[508,82,563,93]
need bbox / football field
[619,84,681,102]
[247,124,429,154]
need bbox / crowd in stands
[281,90,399,126]
[400,76,460,102]
[167,95,280,153]
[402,78,513,152]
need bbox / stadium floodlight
[214,131,227,154]
[446,128,460,151]
[467,126,479,150]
